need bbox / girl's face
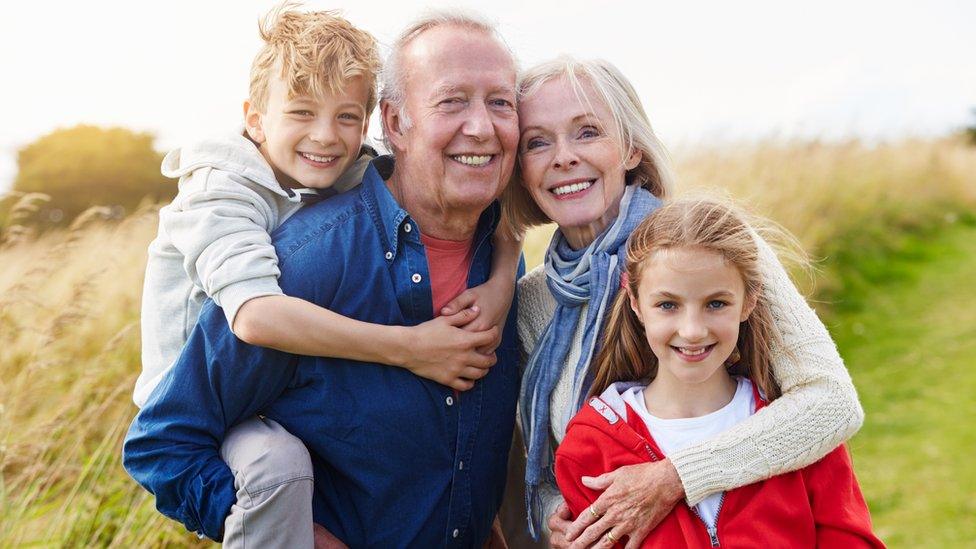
[518,76,641,249]
[629,246,755,389]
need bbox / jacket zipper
[641,440,724,547]
[690,492,725,547]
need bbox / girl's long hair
[589,198,787,401]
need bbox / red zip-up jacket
[555,382,884,548]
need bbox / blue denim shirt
[123,156,520,548]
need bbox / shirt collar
[360,155,500,262]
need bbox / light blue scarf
[520,184,662,538]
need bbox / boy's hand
[401,307,499,391]
[440,275,515,352]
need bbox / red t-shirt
[420,232,475,315]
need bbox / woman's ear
[243,100,266,144]
[624,149,642,171]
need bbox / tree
[12,125,175,225]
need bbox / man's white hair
[379,8,515,150]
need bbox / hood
[161,134,288,196]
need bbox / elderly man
[123,12,520,548]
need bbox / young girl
[554,199,884,548]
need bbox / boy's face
[245,74,370,189]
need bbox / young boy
[134,6,518,546]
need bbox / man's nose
[462,102,494,141]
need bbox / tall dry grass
[0,136,974,546]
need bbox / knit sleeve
[667,233,864,506]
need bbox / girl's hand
[401,307,499,391]
[313,523,348,549]
[548,503,574,549]
[565,460,684,549]
[440,275,515,349]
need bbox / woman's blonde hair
[589,198,785,400]
[248,3,381,115]
[503,56,675,232]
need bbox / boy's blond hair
[249,3,381,114]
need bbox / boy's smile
[245,74,370,190]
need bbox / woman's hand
[548,503,574,548]
[441,274,515,352]
[400,307,499,391]
[565,459,685,549]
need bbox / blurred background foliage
[1,131,975,546]
[2,125,174,235]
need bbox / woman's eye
[524,137,547,150]
[579,126,600,139]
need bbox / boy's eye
[289,110,313,117]
[338,112,362,121]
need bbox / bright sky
[2,0,973,192]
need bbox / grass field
[1,136,974,547]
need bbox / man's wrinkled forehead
[401,25,516,83]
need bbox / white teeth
[678,347,709,356]
[452,155,492,166]
[552,180,593,196]
[300,152,337,163]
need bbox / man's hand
[548,503,574,549]
[400,307,499,391]
[565,459,684,549]
[313,523,348,549]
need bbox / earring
[725,347,741,368]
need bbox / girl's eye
[656,301,677,311]
[707,300,728,309]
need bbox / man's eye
[490,98,515,108]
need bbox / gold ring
[588,505,602,519]
[606,529,618,544]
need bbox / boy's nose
[309,120,338,145]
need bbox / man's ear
[381,100,406,151]
[624,149,642,171]
[740,290,759,322]
[243,100,266,144]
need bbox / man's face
[388,26,519,213]
[245,74,370,189]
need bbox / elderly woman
[504,58,864,548]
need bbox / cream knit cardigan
[516,234,864,525]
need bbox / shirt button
[446,396,454,406]
[411,273,422,283]
[384,251,393,260]
[458,461,464,470]
[404,223,412,233]
[452,529,459,538]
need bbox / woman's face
[518,76,640,249]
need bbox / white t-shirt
[621,377,756,527]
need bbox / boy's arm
[667,233,864,505]
[123,302,296,541]
[804,446,885,547]
[234,296,499,391]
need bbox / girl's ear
[624,149,642,171]
[628,285,644,324]
[740,289,759,322]
[243,100,266,144]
